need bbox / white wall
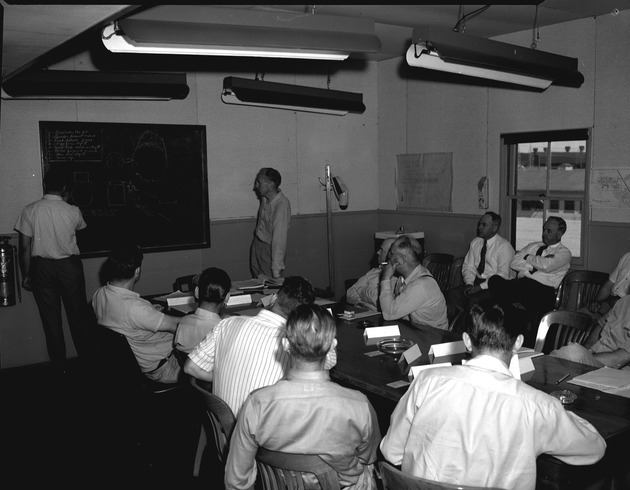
[378,12,630,217]
[0,55,378,368]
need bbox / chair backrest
[422,253,454,291]
[554,270,609,310]
[256,447,340,490]
[533,310,596,354]
[447,257,465,290]
[173,274,197,293]
[94,323,181,394]
[379,461,506,490]
[190,377,236,464]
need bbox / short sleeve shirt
[14,194,86,258]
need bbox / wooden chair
[422,253,454,291]
[189,377,236,479]
[256,447,341,490]
[379,461,506,490]
[554,270,609,311]
[533,310,597,354]
[447,256,465,291]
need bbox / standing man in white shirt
[250,167,291,280]
[488,216,571,321]
[14,167,95,375]
[380,301,606,490]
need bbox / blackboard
[39,121,209,257]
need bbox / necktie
[477,239,487,275]
[531,245,548,273]
[394,277,405,297]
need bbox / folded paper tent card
[363,325,400,346]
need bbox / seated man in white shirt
[346,237,396,311]
[488,217,571,322]
[462,212,514,300]
[173,267,231,354]
[380,301,606,490]
[92,243,181,384]
[448,212,514,331]
[379,235,448,330]
[552,294,630,369]
[587,250,630,319]
[224,304,381,490]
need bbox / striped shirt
[188,309,337,417]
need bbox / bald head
[377,238,396,264]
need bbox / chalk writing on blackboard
[39,121,209,257]
[45,129,102,162]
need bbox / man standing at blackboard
[250,168,291,280]
[14,167,94,376]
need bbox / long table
[329,305,630,490]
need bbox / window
[501,129,589,263]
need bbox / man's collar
[193,308,221,319]
[264,190,282,205]
[286,369,330,381]
[404,264,429,281]
[43,194,64,201]
[486,234,499,245]
[466,354,513,377]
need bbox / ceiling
[2,1,630,82]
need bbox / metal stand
[324,165,335,294]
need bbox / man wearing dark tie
[462,212,514,298]
[488,216,571,323]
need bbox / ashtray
[377,338,415,360]
[550,390,577,405]
[338,310,356,320]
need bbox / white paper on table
[226,294,252,307]
[363,325,400,345]
[259,294,275,307]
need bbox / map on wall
[590,168,630,222]
[396,152,453,212]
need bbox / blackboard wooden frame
[39,121,210,257]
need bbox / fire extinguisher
[0,236,21,307]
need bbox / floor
[2,359,209,488]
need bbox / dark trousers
[488,276,556,316]
[31,256,95,372]
[488,276,557,346]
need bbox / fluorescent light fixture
[406,27,584,90]
[101,7,380,61]
[1,70,189,100]
[221,77,365,116]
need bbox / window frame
[499,128,591,267]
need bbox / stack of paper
[153,290,196,307]
[568,367,630,398]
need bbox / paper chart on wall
[590,169,630,222]
[396,152,453,212]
